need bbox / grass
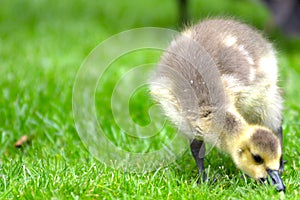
[1,0,300,199]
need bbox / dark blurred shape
[262,0,300,36]
[178,0,189,27]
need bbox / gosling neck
[219,111,249,154]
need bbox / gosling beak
[267,169,286,192]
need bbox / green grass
[1,0,300,199]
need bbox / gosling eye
[252,154,264,164]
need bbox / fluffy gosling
[149,18,285,192]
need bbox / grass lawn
[1,0,300,199]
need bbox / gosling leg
[190,139,207,182]
[277,126,285,174]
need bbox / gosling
[149,18,285,192]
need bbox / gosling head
[231,126,285,192]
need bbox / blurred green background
[0,0,299,199]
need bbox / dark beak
[267,169,286,192]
